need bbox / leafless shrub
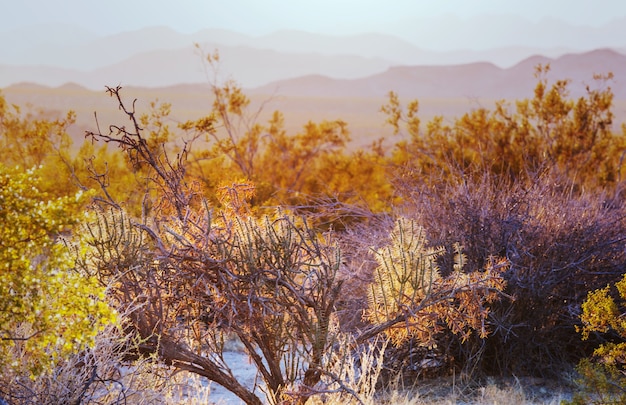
[397,169,626,377]
[78,85,510,405]
[81,86,351,405]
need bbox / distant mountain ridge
[1,17,626,90]
[5,48,626,148]
[1,44,624,94]
[251,49,626,100]
[0,44,392,89]
[6,49,625,102]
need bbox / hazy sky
[2,0,625,36]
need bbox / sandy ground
[196,356,576,405]
[203,351,266,405]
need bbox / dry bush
[335,213,509,382]
[295,334,389,405]
[81,86,353,405]
[380,67,626,379]
[0,318,213,405]
[397,170,626,377]
[76,85,514,405]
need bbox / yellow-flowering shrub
[566,275,626,405]
[0,164,116,377]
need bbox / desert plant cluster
[1,53,625,404]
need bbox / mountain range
[4,47,625,150]
[1,17,626,90]
[2,19,626,146]
[251,49,626,100]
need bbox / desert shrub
[565,275,626,405]
[382,66,626,378]
[385,65,624,191]
[395,170,626,377]
[80,195,345,405]
[76,84,518,405]
[182,49,394,224]
[0,92,79,197]
[80,86,354,405]
[0,164,116,383]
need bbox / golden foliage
[386,65,625,190]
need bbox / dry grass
[403,376,573,405]
[0,319,216,405]
[301,374,573,405]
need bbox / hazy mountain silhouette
[0,44,391,89]
[6,48,625,108]
[5,49,626,148]
[1,16,625,89]
[251,49,626,100]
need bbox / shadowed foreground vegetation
[1,59,625,404]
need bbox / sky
[2,0,625,36]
